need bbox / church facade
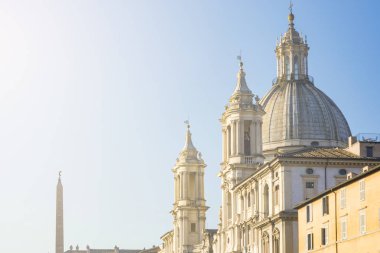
[158,7,380,253]
[56,7,380,253]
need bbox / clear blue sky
[0,1,379,252]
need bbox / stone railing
[244,156,254,164]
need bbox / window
[366,146,374,157]
[294,56,299,79]
[305,181,316,200]
[340,188,346,209]
[227,192,232,219]
[191,223,196,232]
[306,204,313,223]
[285,56,290,79]
[273,229,280,253]
[321,226,328,246]
[359,210,366,234]
[304,56,308,75]
[360,180,365,201]
[248,192,251,207]
[262,232,269,253]
[263,184,269,217]
[339,169,347,176]
[307,233,314,251]
[247,226,251,245]
[341,217,347,240]
[306,168,314,175]
[311,141,319,147]
[274,185,280,206]
[322,196,329,215]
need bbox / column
[222,129,227,161]
[231,121,236,155]
[250,121,255,155]
[183,173,188,200]
[255,122,260,155]
[227,127,231,157]
[258,122,263,154]
[236,121,242,155]
[240,120,245,155]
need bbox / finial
[288,1,295,24]
[237,51,243,69]
[184,120,190,129]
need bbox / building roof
[278,147,363,159]
[294,164,380,209]
[65,249,141,253]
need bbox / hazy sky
[0,1,379,252]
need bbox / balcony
[244,156,254,164]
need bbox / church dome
[260,9,351,153]
[260,79,351,151]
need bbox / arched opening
[273,229,280,253]
[263,184,269,217]
[244,121,251,155]
[294,55,299,79]
[285,56,290,79]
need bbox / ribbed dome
[260,79,351,151]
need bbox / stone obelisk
[56,172,64,253]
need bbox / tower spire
[56,172,64,253]
[233,55,251,94]
[183,120,196,151]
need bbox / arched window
[285,56,290,79]
[273,229,280,253]
[263,184,269,217]
[294,55,299,79]
[262,232,269,253]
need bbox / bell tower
[172,123,208,253]
[220,59,265,187]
